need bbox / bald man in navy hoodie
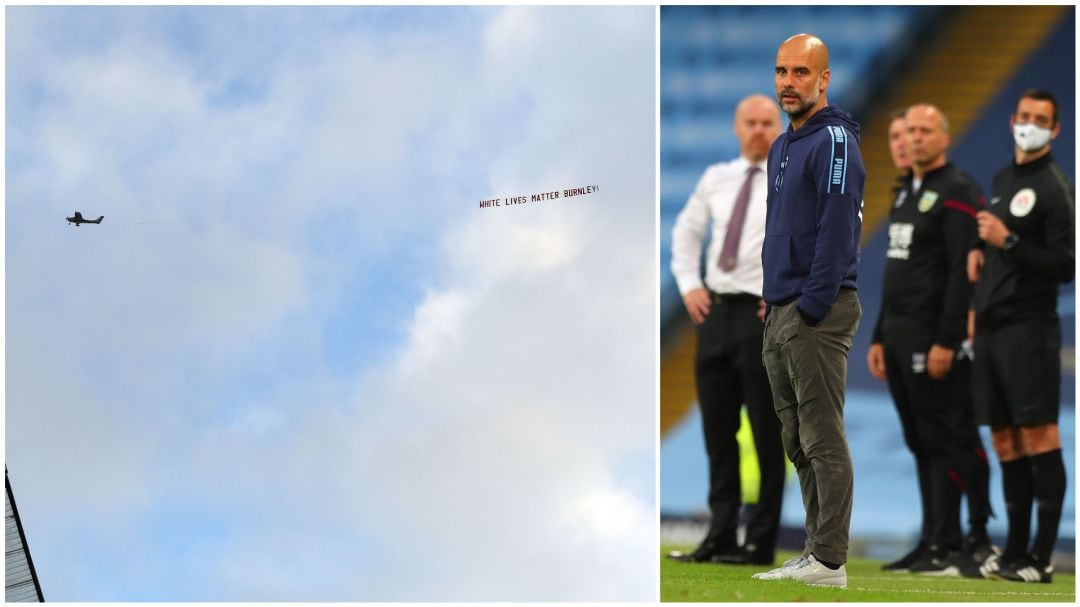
[752,34,865,589]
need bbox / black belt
[709,291,760,305]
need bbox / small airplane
[67,212,104,226]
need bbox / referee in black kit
[868,103,994,575]
[968,89,1074,584]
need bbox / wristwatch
[1003,233,1020,250]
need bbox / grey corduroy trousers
[761,289,861,565]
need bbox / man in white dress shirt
[667,94,786,565]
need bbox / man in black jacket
[969,89,1074,584]
[867,104,995,575]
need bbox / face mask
[1013,122,1053,152]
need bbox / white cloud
[316,207,655,599]
[397,288,471,376]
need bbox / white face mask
[1013,122,1053,152]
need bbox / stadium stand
[5,470,44,602]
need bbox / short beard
[783,99,816,122]
[780,76,822,122]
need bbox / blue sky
[6,6,656,600]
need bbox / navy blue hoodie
[762,103,865,322]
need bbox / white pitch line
[856,586,1074,597]
[857,575,984,583]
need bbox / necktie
[718,166,760,272]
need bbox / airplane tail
[94,216,104,223]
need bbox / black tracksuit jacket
[872,162,982,348]
[973,153,1075,331]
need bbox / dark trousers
[695,294,785,555]
[882,316,991,549]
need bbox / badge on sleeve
[1010,188,1037,217]
[917,191,939,213]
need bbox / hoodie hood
[788,103,861,143]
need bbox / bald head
[779,34,830,72]
[736,94,779,118]
[775,34,831,128]
[906,103,950,133]
[904,103,951,175]
[734,94,782,162]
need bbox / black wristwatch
[1003,233,1020,250]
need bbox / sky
[5,6,657,601]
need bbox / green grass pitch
[661,546,1076,602]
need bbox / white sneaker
[788,554,847,588]
[979,553,1002,579]
[752,555,809,580]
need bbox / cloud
[313,200,655,600]
[396,288,471,376]
[6,6,656,601]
